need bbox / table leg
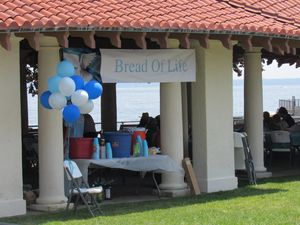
[152,172,161,198]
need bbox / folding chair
[290,131,300,151]
[269,130,292,169]
[64,160,103,216]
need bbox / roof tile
[0,0,298,38]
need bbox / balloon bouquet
[40,60,103,158]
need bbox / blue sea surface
[28,79,300,125]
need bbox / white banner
[100,49,196,83]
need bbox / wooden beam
[251,37,272,52]
[209,34,232,49]
[15,32,40,51]
[232,35,253,51]
[0,33,11,51]
[273,46,284,56]
[95,31,121,48]
[182,158,200,196]
[121,32,147,49]
[287,39,300,49]
[43,31,69,48]
[272,38,290,54]
[290,47,297,55]
[189,34,209,49]
[70,31,96,49]
[169,33,190,49]
[146,32,169,49]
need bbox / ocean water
[28,79,300,125]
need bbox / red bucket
[69,137,94,159]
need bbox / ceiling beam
[169,33,190,49]
[121,32,147,49]
[189,34,209,49]
[146,32,169,49]
[43,31,69,48]
[209,34,232,49]
[70,31,96,49]
[15,32,40,51]
[287,39,300,49]
[95,31,121,48]
[272,38,290,55]
[0,33,11,51]
[252,37,272,52]
[273,46,284,56]
[232,35,253,51]
[290,47,297,55]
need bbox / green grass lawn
[2,176,300,225]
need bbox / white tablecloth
[74,155,184,181]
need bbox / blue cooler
[103,132,132,158]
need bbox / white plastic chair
[64,160,103,216]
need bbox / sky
[233,61,300,80]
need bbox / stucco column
[244,48,267,174]
[0,36,26,217]
[34,37,67,208]
[159,82,188,196]
[191,40,237,193]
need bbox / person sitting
[277,107,295,128]
[138,112,149,128]
[263,111,273,131]
[83,114,98,138]
[145,117,158,147]
[271,113,288,130]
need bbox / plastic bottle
[92,138,100,160]
[100,138,106,159]
[106,142,113,159]
[142,139,149,157]
[136,135,143,156]
[133,142,140,157]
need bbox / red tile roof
[0,0,300,37]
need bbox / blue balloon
[71,75,84,90]
[83,80,103,100]
[40,91,52,109]
[62,104,80,123]
[57,60,75,77]
[48,75,61,93]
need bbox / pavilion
[1,0,300,218]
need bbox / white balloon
[71,90,89,107]
[48,92,67,109]
[79,100,94,114]
[59,77,76,97]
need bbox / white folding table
[73,155,184,196]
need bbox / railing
[279,96,300,115]
[28,120,140,133]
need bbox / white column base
[30,202,67,212]
[0,199,26,218]
[159,173,187,190]
[155,188,190,198]
[36,195,67,205]
[199,176,238,193]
